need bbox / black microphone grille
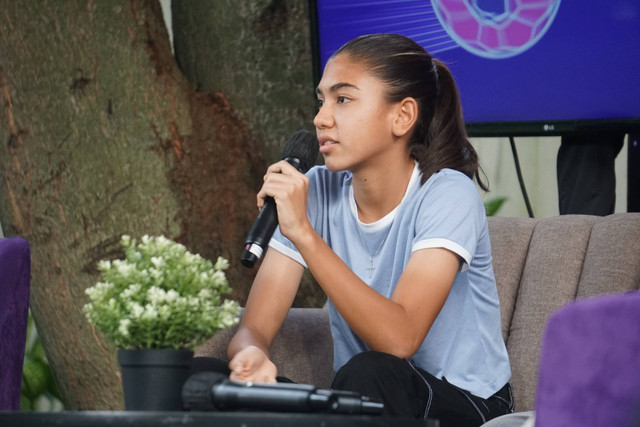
[281,130,319,174]
[181,371,227,411]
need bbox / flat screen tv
[310,0,640,137]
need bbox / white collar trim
[349,161,421,232]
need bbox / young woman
[226,33,513,426]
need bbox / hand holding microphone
[258,161,310,242]
[241,130,319,268]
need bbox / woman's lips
[319,138,337,153]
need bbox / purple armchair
[0,237,31,410]
[534,291,640,427]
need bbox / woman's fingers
[257,161,309,209]
[228,346,277,383]
[264,160,300,177]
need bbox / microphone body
[241,131,318,268]
[182,372,384,415]
[210,379,317,412]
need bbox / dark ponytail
[417,60,488,191]
[332,34,488,191]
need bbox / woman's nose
[313,104,334,129]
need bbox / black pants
[557,132,624,215]
[332,351,513,426]
[191,351,513,426]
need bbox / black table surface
[0,410,439,426]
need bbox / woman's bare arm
[227,247,304,382]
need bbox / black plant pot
[118,348,193,411]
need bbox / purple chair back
[0,238,31,410]
[535,291,640,427]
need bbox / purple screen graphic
[315,0,640,134]
[432,0,561,59]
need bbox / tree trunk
[0,0,268,409]
[171,0,325,307]
[171,0,318,162]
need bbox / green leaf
[20,393,33,411]
[21,357,50,399]
[484,197,507,217]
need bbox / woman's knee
[332,351,405,386]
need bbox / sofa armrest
[195,307,334,388]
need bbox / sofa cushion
[577,213,640,297]
[488,217,537,342]
[195,307,334,388]
[505,215,597,412]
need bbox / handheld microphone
[181,371,384,415]
[241,130,319,268]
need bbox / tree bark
[171,0,325,308]
[171,0,318,162]
[0,0,272,409]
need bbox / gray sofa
[195,213,640,412]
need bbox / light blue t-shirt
[269,164,511,399]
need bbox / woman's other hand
[228,345,277,383]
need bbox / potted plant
[83,235,241,410]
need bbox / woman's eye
[317,99,324,109]
[337,96,350,104]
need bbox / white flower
[121,283,142,299]
[198,289,212,299]
[114,260,136,277]
[85,281,112,300]
[218,301,241,328]
[158,307,171,321]
[154,235,171,250]
[150,256,164,268]
[141,304,158,320]
[118,319,131,337]
[147,286,166,304]
[181,252,196,265]
[187,296,199,309]
[148,268,162,281]
[84,234,237,350]
[214,257,229,271]
[211,271,226,285]
[166,290,179,302]
[97,260,112,271]
[130,303,144,318]
[175,296,188,308]
[222,299,239,310]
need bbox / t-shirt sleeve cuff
[268,239,308,268]
[412,238,472,272]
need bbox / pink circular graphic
[432,0,562,59]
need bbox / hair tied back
[431,60,440,96]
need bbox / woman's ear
[392,97,419,138]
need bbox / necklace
[356,223,392,278]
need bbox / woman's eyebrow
[315,82,360,96]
